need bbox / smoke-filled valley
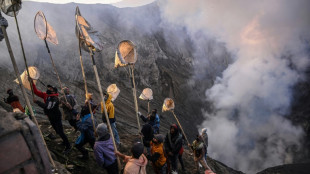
[0,0,310,174]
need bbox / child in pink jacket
[115,142,148,174]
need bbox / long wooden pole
[129,64,142,142]
[171,110,190,147]
[13,10,35,100]
[1,12,56,171]
[44,39,68,103]
[88,49,121,172]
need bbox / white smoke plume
[159,0,310,173]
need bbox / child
[115,142,147,174]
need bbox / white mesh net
[162,98,175,112]
[139,88,153,100]
[14,66,40,91]
[107,84,120,102]
[34,11,58,45]
[115,40,137,67]
[75,6,104,52]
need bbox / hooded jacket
[150,141,166,167]
[101,94,115,123]
[94,135,116,168]
[76,106,97,144]
[164,125,183,155]
[124,154,148,174]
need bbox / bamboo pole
[13,10,35,100]
[171,110,190,147]
[1,12,56,172]
[129,64,142,142]
[88,48,121,172]
[77,40,96,134]
[148,100,150,113]
[44,39,68,104]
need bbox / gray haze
[1,1,310,173]
[158,0,310,173]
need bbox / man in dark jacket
[32,83,71,153]
[4,89,25,113]
[141,120,154,154]
[75,104,97,159]
[164,124,183,173]
[94,123,118,174]
[139,110,160,134]
[60,87,78,130]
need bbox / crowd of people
[1,15,211,174]
[3,81,211,174]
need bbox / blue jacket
[76,114,96,144]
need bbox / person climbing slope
[94,123,119,174]
[164,124,183,173]
[101,93,120,146]
[75,100,97,159]
[148,134,167,174]
[31,82,71,153]
[60,87,78,130]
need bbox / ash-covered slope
[0,1,230,139]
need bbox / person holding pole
[60,87,78,131]
[101,93,120,147]
[31,81,71,154]
[94,123,119,174]
[75,102,97,159]
[188,135,210,173]
[164,124,183,173]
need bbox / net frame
[34,11,58,45]
[116,40,137,65]
[139,88,153,101]
[0,0,21,17]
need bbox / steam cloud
[159,0,310,173]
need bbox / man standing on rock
[60,87,78,131]
[164,124,183,173]
[31,81,71,153]
[101,93,120,147]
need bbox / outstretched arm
[32,82,46,99]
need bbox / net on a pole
[107,84,120,102]
[162,98,175,112]
[115,40,137,68]
[34,11,58,45]
[75,6,104,52]
[139,88,153,100]
[14,66,40,91]
[0,0,21,17]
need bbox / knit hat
[131,142,144,159]
[6,89,13,94]
[154,134,164,143]
[96,123,108,138]
[201,128,207,135]
[170,124,178,130]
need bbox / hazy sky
[23,0,156,7]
